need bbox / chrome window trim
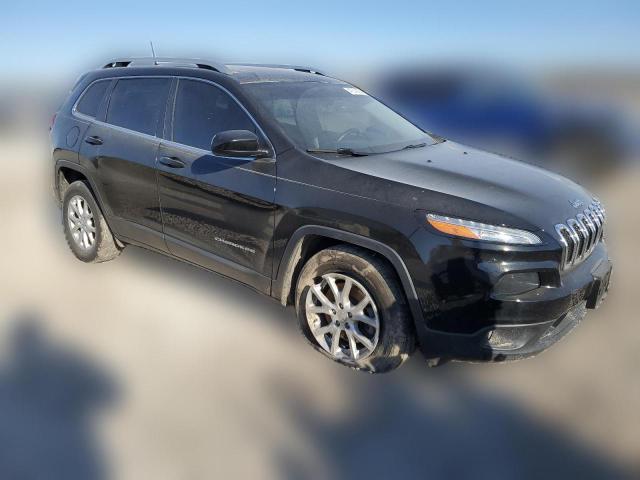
[70,74,275,160]
[83,116,162,143]
[72,75,173,139]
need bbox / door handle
[158,156,186,168]
[84,135,103,146]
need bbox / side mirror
[211,130,270,159]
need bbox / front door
[157,79,276,293]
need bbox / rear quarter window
[75,80,110,118]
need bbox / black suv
[50,57,612,372]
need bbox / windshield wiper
[401,142,428,150]
[306,148,369,157]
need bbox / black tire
[295,245,415,373]
[62,181,121,263]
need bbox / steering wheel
[336,128,370,147]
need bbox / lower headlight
[426,213,541,245]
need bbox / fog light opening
[493,272,540,296]
[485,328,530,351]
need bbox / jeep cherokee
[50,57,612,372]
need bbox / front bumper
[420,300,592,361]
[408,228,612,362]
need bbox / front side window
[106,78,170,136]
[76,80,110,118]
[173,79,256,150]
[244,81,434,154]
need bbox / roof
[225,64,340,84]
[101,57,337,84]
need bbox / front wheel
[295,245,415,373]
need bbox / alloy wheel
[67,195,96,250]
[305,273,380,362]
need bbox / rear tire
[62,181,121,263]
[295,245,415,373]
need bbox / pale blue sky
[2,0,639,81]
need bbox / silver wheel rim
[305,273,380,362]
[67,195,96,250]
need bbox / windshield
[243,81,434,154]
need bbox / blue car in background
[373,67,634,180]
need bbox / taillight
[49,113,57,131]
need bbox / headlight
[426,213,541,245]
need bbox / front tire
[62,181,121,263]
[295,245,415,373]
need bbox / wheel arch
[273,225,426,328]
[55,160,122,246]
[55,160,104,209]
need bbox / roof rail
[102,57,230,74]
[226,63,326,76]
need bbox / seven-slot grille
[555,200,606,270]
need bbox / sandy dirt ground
[0,132,638,479]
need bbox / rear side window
[76,80,109,118]
[173,79,256,150]
[106,78,170,136]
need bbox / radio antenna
[149,41,157,63]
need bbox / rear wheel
[295,245,415,373]
[62,181,121,263]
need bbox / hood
[320,141,595,234]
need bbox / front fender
[272,225,429,351]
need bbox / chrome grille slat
[554,225,571,267]
[587,207,603,243]
[594,204,606,241]
[565,219,581,264]
[568,218,587,259]
[579,213,597,251]
[587,208,601,231]
[555,200,606,270]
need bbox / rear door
[60,78,111,166]
[157,78,276,292]
[80,77,171,251]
